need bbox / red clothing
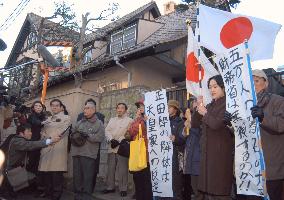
[128,117,149,161]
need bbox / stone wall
[97,85,150,178]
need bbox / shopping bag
[129,124,147,172]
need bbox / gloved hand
[111,139,120,149]
[80,132,89,138]
[251,106,264,122]
[223,111,232,126]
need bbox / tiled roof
[84,1,160,43]
[87,4,196,65]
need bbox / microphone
[38,45,61,67]
[0,39,7,51]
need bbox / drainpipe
[114,56,132,87]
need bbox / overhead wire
[0,0,31,31]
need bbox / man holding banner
[250,69,284,200]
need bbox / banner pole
[244,40,269,200]
[196,1,202,95]
[40,63,49,104]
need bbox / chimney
[163,1,176,15]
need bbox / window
[27,32,37,47]
[110,24,137,54]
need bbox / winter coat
[257,90,284,180]
[181,127,201,175]
[195,96,234,196]
[6,135,48,170]
[71,115,105,159]
[38,112,71,172]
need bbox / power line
[0,0,31,31]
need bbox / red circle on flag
[186,52,204,83]
[220,17,253,48]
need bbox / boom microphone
[0,39,7,51]
[38,45,61,67]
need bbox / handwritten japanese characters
[216,44,265,197]
[145,89,173,197]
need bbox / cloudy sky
[0,0,283,70]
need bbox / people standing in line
[26,101,47,185]
[167,100,185,200]
[103,103,133,197]
[180,98,202,200]
[128,100,153,200]
[76,98,105,189]
[71,100,105,200]
[38,99,71,200]
[194,75,234,200]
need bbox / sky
[0,0,283,70]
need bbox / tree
[37,1,119,87]
[177,0,241,11]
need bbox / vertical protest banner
[144,89,173,197]
[216,43,267,197]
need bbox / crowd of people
[0,69,283,200]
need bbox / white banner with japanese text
[145,89,173,197]
[216,43,266,197]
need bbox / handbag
[129,124,147,172]
[70,131,87,147]
[5,139,35,191]
[117,139,130,158]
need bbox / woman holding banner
[194,75,234,200]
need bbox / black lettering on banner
[162,156,171,168]
[149,134,158,147]
[155,90,165,101]
[236,124,247,139]
[157,103,166,114]
[150,148,158,156]
[231,110,242,123]
[233,63,243,78]
[239,180,251,192]
[252,138,260,153]
[162,169,170,182]
[152,181,162,194]
[229,47,243,65]
[218,57,230,72]
[239,162,252,171]
[245,99,254,111]
[236,139,249,150]
[242,151,250,162]
[227,99,239,109]
[227,84,237,99]
[224,70,235,85]
[160,129,169,137]
[151,157,160,166]
[161,141,171,154]
[148,118,157,132]
[241,81,250,95]
[159,116,168,128]
[255,170,262,186]
[151,168,159,182]
[146,104,155,116]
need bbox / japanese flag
[198,4,282,61]
[186,26,219,105]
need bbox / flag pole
[196,0,202,96]
[244,40,269,200]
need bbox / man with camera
[71,101,105,200]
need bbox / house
[4,0,231,178]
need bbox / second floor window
[110,24,137,54]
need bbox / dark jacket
[181,127,201,175]
[257,90,284,180]
[195,96,234,196]
[6,135,48,170]
[27,112,46,141]
[170,115,184,200]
